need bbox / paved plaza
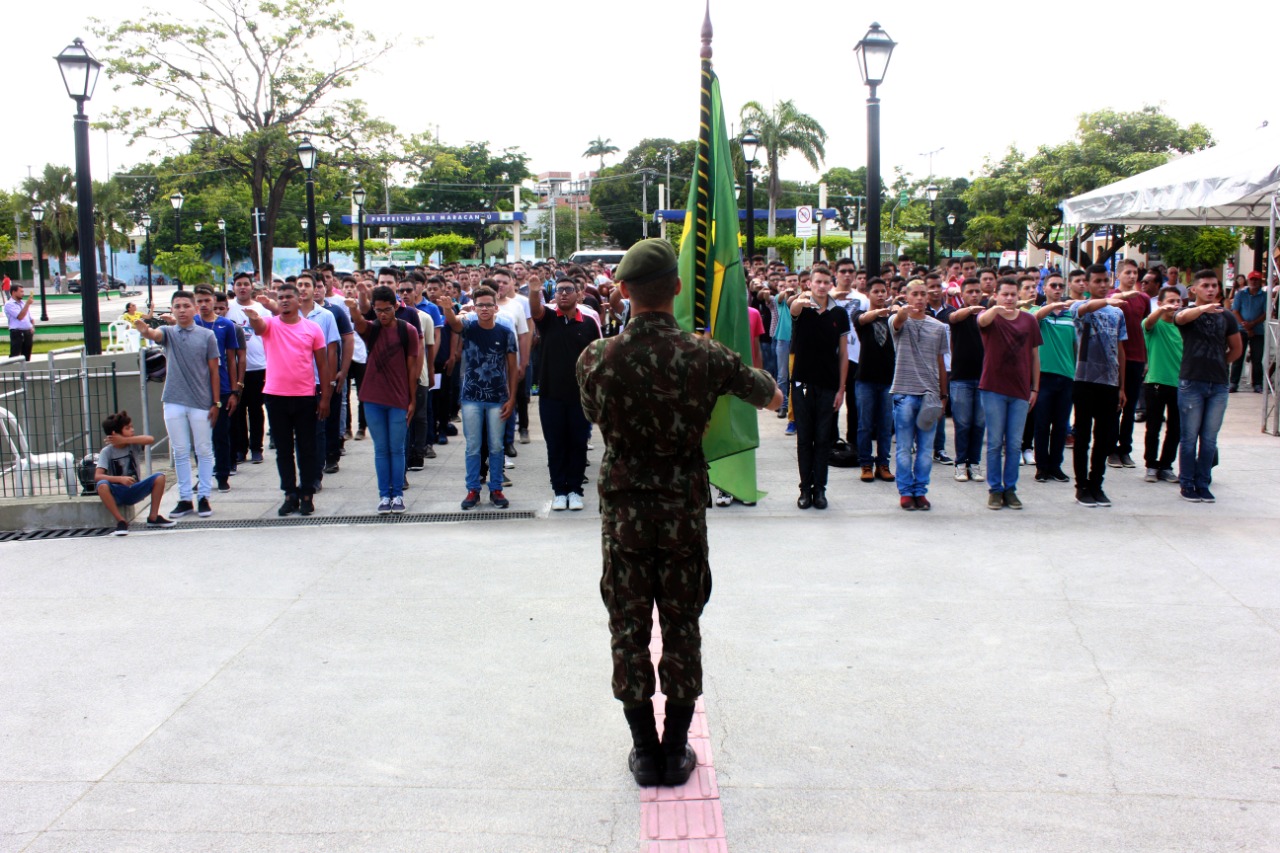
[2,397,1278,851]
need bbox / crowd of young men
[106,248,1255,529]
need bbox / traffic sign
[795,205,815,237]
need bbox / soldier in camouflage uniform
[576,239,781,787]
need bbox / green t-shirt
[1144,320,1183,387]
[1038,310,1077,378]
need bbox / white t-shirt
[224,300,266,372]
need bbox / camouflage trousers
[600,530,712,706]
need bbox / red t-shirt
[978,310,1043,400]
[1110,289,1150,362]
[358,320,420,410]
[748,306,765,338]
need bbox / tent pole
[1265,194,1278,436]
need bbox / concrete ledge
[0,495,130,531]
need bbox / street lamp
[854,22,896,277]
[925,183,940,270]
[217,218,228,288]
[297,138,319,268]
[31,204,48,321]
[814,207,825,267]
[321,211,331,263]
[170,191,184,243]
[194,221,202,234]
[946,212,956,259]
[741,129,760,264]
[55,37,104,354]
[141,213,153,309]
[352,185,367,270]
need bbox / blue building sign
[340,211,525,226]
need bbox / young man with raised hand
[226,271,267,464]
[851,278,896,483]
[1032,274,1075,483]
[977,277,1042,509]
[242,282,332,517]
[1107,259,1150,469]
[890,280,949,511]
[1174,270,1242,503]
[133,291,219,518]
[193,284,241,494]
[788,266,849,510]
[295,272,342,490]
[947,278,986,482]
[1068,264,1128,507]
[1141,287,1184,484]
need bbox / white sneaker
[969,464,983,481]
[568,493,584,511]
[552,494,568,511]
[715,489,733,507]
[1022,449,1035,465]
[954,464,969,482]
[1144,468,1158,483]
[505,457,515,469]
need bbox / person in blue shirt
[194,285,242,493]
[1230,271,1268,392]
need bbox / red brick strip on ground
[639,608,727,852]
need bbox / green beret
[615,238,679,284]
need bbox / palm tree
[583,137,620,172]
[22,165,78,276]
[738,100,828,241]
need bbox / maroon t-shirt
[978,310,1043,400]
[1110,289,1150,362]
[358,320,420,410]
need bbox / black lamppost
[814,207,825,267]
[170,191,184,244]
[321,211,331,263]
[946,212,956,259]
[55,37,103,354]
[217,218,228,288]
[31,204,48,321]
[352,185,367,270]
[854,22,896,277]
[141,212,153,309]
[741,129,760,264]
[297,138,319,268]
[926,183,939,269]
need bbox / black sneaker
[324,462,340,474]
[171,500,195,517]
[146,515,177,528]
[504,442,518,458]
[1180,486,1202,503]
[1118,453,1136,468]
[197,497,213,517]
[1034,470,1049,483]
[406,458,425,472]
[1075,488,1097,507]
[278,494,300,516]
[423,445,437,459]
[1092,487,1112,508]
[933,451,953,465]
[217,478,231,493]
[113,520,129,536]
[299,495,315,516]
[1197,487,1216,503]
[1051,469,1071,483]
[490,489,510,509]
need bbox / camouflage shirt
[576,311,776,527]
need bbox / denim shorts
[98,473,162,507]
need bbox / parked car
[67,273,128,293]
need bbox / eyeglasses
[397,289,413,294]
[473,303,497,310]
[373,306,396,315]
[555,287,576,295]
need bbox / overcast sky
[8,0,1277,205]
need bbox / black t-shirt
[851,309,896,385]
[534,309,602,400]
[949,311,985,381]
[790,302,851,390]
[1179,310,1240,384]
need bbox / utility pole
[641,170,650,239]
[548,180,558,260]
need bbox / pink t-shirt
[748,306,765,338]
[260,315,326,397]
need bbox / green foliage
[1138,227,1240,271]
[0,234,13,262]
[300,238,389,255]
[583,137,621,171]
[397,235,478,264]
[592,138,695,248]
[153,244,215,284]
[22,165,79,271]
[400,139,533,231]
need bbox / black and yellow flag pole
[693,2,714,334]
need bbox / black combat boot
[623,703,664,787]
[660,701,698,786]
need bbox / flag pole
[694,2,714,333]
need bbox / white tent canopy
[1061,123,1280,227]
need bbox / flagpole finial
[701,1,713,59]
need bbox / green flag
[673,65,763,503]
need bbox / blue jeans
[775,340,791,409]
[893,394,938,496]
[950,379,985,465]
[364,401,408,499]
[761,339,778,380]
[97,473,163,507]
[855,381,892,466]
[981,390,1030,492]
[1177,380,1228,490]
[463,400,506,492]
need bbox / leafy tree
[153,244,214,284]
[590,138,696,248]
[738,100,828,240]
[1137,226,1240,271]
[93,0,399,277]
[399,139,534,240]
[583,137,620,172]
[22,166,79,274]
[964,106,1213,266]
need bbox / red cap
[1248,271,1263,280]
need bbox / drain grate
[0,510,536,542]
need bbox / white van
[567,249,626,267]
